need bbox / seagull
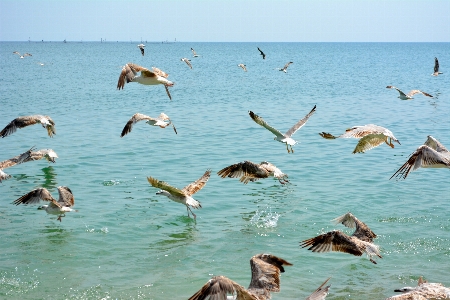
[0,147,34,182]
[257,47,266,59]
[12,186,77,222]
[386,277,450,300]
[238,64,247,72]
[147,169,211,219]
[390,136,450,180]
[305,277,332,300]
[217,161,289,184]
[386,86,433,100]
[24,148,59,163]
[432,57,443,76]
[137,43,145,56]
[13,51,32,59]
[120,112,177,137]
[117,63,174,100]
[0,115,56,138]
[278,61,293,73]
[181,58,193,69]
[319,124,400,154]
[191,48,199,57]
[188,253,292,300]
[300,212,382,264]
[249,105,316,153]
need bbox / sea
[0,41,449,300]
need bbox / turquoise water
[0,42,449,299]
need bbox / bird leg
[385,137,395,148]
[57,213,66,222]
[286,143,290,153]
[186,206,197,220]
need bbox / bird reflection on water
[40,166,58,190]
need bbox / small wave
[102,180,121,186]
[250,207,280,228]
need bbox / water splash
[250,207,280,228]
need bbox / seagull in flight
[257,47,266,59]
[188,253,292,300]
[117,63,174,100]
[137,44,145,56]
[0,147,34,182]
[301,212,382,264]
[181,58,193,69]
[191,48,199,57]
[386,86,433,100]
[217,161,289,184]
[120,112,177,137]
[319,124,400,154]
[24,148,59,163]
[13,186,77,222]
[1,115,56,138]
[278,61,293,73]
[238,64,247,72]
[432,57,443,76]
[249,105,316,153]
[390,136,450,180]
[147,169,211,219]
[13,51,32,59]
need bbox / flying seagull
[120,112,177,137]
[13,51,32,59]
[117,63,174,100]
[390,136,450,180]
[0,115,56,138]
[257,47,266,59]
[386,277,450,300]
[181,58,193,69]
[238,64,247,72]
[305,277,332,300]
[217,160,289,184]
[137,44,145,56]
[278,61,293,73]
[147,169,211,219]
[249,105,316,153]
[13,186,77,222]
[188,253,292,300]
[24,148,59,163]
[319,124,400,154]
[432,57,443,76]
[300,212,382,264]
[191,48,199,57]
[386,86,433,100]
[0,147,34,182]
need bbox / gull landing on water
[137,44,145,56]
[238,64,247,72]
[217,161,289,184]
[278,61,293,73]
[13,186,77,222]
[386,277,450,300]
[386,86,433,100]
[390,136,450,180]
[249,105,316,153]
[147,169,211,220]
[432,57,443,76]
[181,58,192,69]
[13,51,32,59]
[0,115,56,138]
[120,112,177,137]
[301,212,382,264]
[188,253,292,300]
[319,124,400,154]
[117,63,174,100]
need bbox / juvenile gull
[137,43,145,56]
[188,253,292,300]
[278,61,293,73]
[191,48,199,57]
[13,186,77,222]
[319,124,400,154]
[300,212,382,264]
[147,169,211,219]
[217,161,289,184]
[181,58,193,69]
[24,148,59,163]
[386,86,433,100]
[238,63,247,72]
[257,47,266,59]
[249,105,316,153]
[386,277,450,300]
[390,135,450,180]
[117,63,174,100]
[120,112,177,137]
[13,51,32,59]
[432,57,443,76]
[0,147,34,182]
[0,115,56,138]
[305,277,332,300]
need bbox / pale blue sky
[1,0,449,42]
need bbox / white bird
[238,64,247,72]
[249,105,316,153]
[319,124,400,154]
[0,147,34,182]
[13,186,77,222]
[188,253,292,300]
[386,277,450,300]
[24,148,59,163]
[305,277,332,300]
[386,86,433,100]
[432,57,443,76]
[278,61,293,73]
[147,169,211,219]
[191,48,199,57]
[217,161,289,184]
[13,51,32,59]
[137,43,145,56]
[181,58,193,69]
[120,112,177,137]
[390,136,450,180]
[0,115,56,138]
[117,63,174,100]
[301,212,382,264]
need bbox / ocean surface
[0,41,449,299]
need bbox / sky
[0,0,449,42]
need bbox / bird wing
[1,116,39,138]
[424,136,449,153]
[319,132,337,139]
[352,133,387,153]
[24,53,32,57]
[120,113,153,137]
[188,276,256,300]
[386,86,407,98]
[434,57,439,73]
[164,84,172,100]
[147,176,186,197]
[0,169,11,182]
[57,186,75,207]
[283,62,293,69]
[0,147,33,169]
[300,230,364,256]
[12,187,60,207]
[182,169,212,196]
[190,48,197,56]
[117,63,150,89]
[257,47,266,59]
[217,161,268,184]
[333,212,377,242]
[24,149,58,163]
[13,51,20,56]
[305,277,332,300]
[182,58,193,69]
[284,105,316,137]
[152,67,169,78]
[337,124,381,139]
[408,90,433,98]
[248,111,285,139]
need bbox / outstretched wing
[284,105,316,137]
[120,113,153,137]
[1,116,39,138]
[300,230,364,256]
[352,133,387,153]
[434,57,439,73]
[333,212,377,242]
[386,86,407,98]
[147,176,186,197]
[424,135,449,153]
[319,132,337,139]
[249,111,285,139]
[12,187,60,207]
[182,169,212,196]
[257,47,266,59]
[305,277,332,300]
[117,63,149,89]
[217,161,268,184]
[0,147,34,169]
[151,67,169,78]
[283,61,293,70]
[188,276,256,300]
[57,186,75,207]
